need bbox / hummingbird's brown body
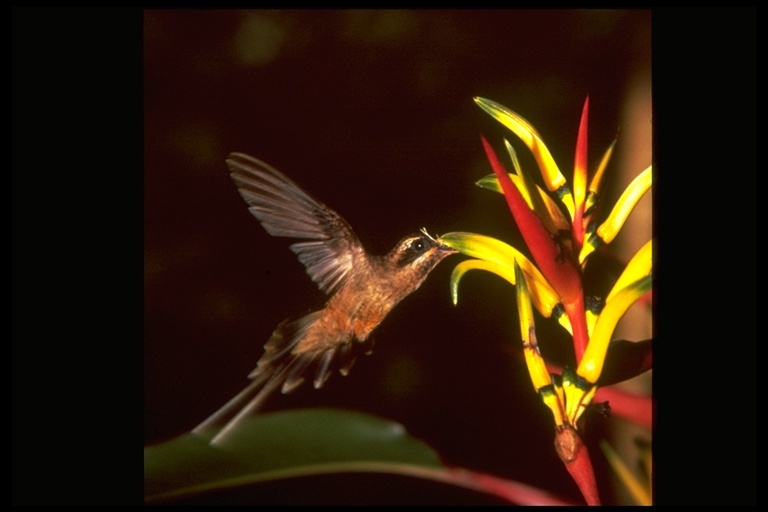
[298,253,439,352]
[193,152,455,444]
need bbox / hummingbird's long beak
[420,227,458,255]
[437,242,458,254]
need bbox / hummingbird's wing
[192,153,373,445]
[226,152,365,295]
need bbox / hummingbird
[193,152,457,445]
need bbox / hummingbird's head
[386,228,458,292]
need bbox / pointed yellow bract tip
[474,97,567,194]
[596,166,652,245]
[607,239,653,303]
[586,138,618,211]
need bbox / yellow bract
[577,274,652,384]
[585,139,617,213]
[449,259,566,325]
[441,232,575,334]
[566,382,597,427]
[607,239,653,303]
[514,262,555,392]
[597,165,652,244]
[474,97,576,219]
[579,165,652,264]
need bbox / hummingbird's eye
[395,236,430,267]
[411,238,426,252]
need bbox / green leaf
[145,408,444,503]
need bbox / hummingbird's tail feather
[190,369,275,438]
[206,362,296,445]
[313,347,336,388]
[192,312,320,444]
[248,312,323,378]
[337,342,357,376]
[192,311,371,446]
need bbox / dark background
[143,9,650,504]
[12,7,757,507]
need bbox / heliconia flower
[437,96,653,505]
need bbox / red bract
[480,136,582,308]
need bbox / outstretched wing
[226,152,365,295]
